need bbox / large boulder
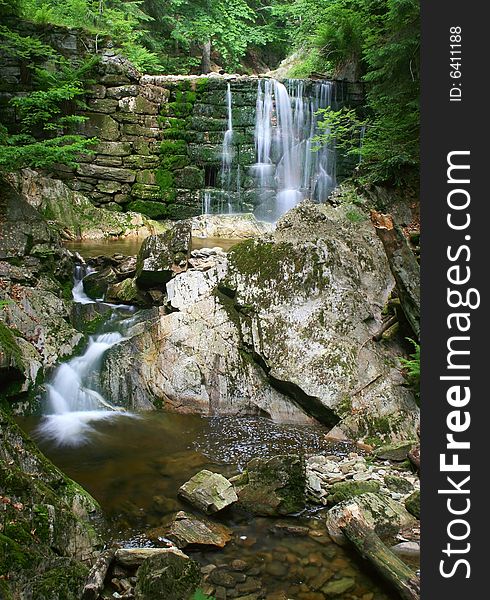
[100,256,311,420]
[178,469,238,514]
[0,409,101,599]
[135,222,192,288]
[101,202,418,441]
[234,455,306,516]
[134,549,201,600]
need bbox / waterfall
[72,264,96,304]
[37,267,135,446]
[253,79,336,222]
[220,83,234,212]
[202,190,211,215]
[202,78,337,221]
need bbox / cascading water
[202,78,337,222]
[253,79,336,222]
[220,83,235,213]
[37,266,136,446]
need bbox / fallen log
[371,211,420,339]
[338,505,420,600]
[81,549,115,600]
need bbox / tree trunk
[81,550,115,600]
[371,211,420,339]
[338,506,420,600]
[200,40,212,74]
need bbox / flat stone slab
[115,547,186,567]
[179,469,238,514]
[162,511,233,549]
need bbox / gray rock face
[134,548,201,600]
[0,182,83,400]
[178,469,238,514]
[234,455,306,516]
[135,221,192,287]
[102,202,418,441]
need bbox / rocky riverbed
[1,171,420,599]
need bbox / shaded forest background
[0,0,419,187]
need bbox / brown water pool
[64,236,241,258]
[17,413,400,599]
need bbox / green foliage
[0,49,98,171]
[192,590,216,600]
[21,0,163,72]
[155,168,174,191]
[314,106,367,154]
[274,0,419,187]
[400,338,420,398]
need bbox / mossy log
[337,505,420,600]
[81,550,115,600]
[371,211,420,339]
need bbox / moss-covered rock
[178,469,238,514]
[235,455,306,516]
[9,169,161,240]
[105,277,151,306]
[127,200,168,219]
[83,267,119,300]
[384,474,414,495]
[131,183,162,200]
[327,480,380,506]
[174,166,205,190]
[373,441,417,462]
[135,549,201,600]
[404,490,420,519]
[0,408,100,598]
[326,492,416,545]
[135,221,192,288]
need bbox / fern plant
[400,338,420,401]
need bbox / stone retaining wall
[0,22,364,220]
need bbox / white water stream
[37,266,136,446]
[253,79,336,221]
[204,78,336,221]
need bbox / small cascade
[37,266,135,446]
[220,83,235,212]
[201,78,338,221]
[202,190,212,214]
[72,264,96,304]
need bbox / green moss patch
[127,200,168,219]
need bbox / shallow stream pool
[18,413,398,599]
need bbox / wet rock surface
[157,511,233,549]
[179,469,238,514]
[235,455,306,516]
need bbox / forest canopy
[0,0,419,186]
